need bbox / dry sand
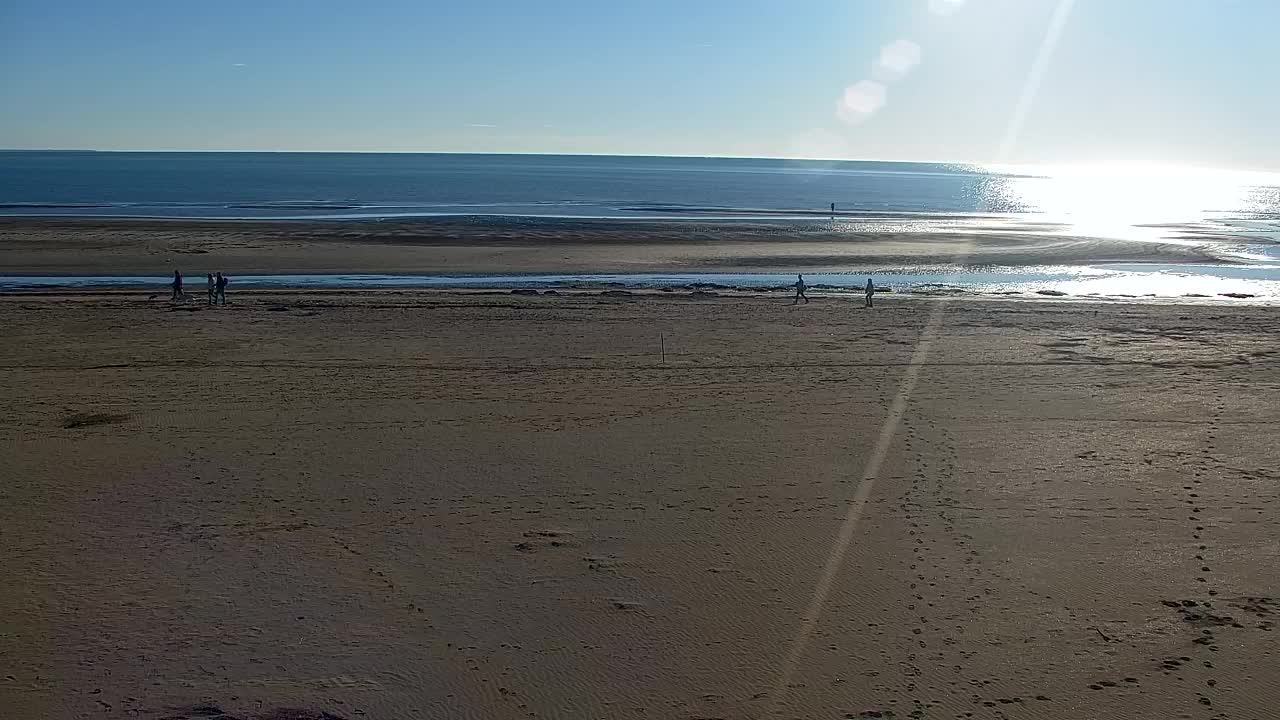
[0,217,1237,275]
[1,290,1278,719]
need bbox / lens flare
[875,39,922,80]
[929,0,965,16]
[837,80,887,124]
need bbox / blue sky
[2,0,1277,170]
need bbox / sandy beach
[1,289,1277,719]
[0,217,1242,277]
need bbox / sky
[2,0,1278,170]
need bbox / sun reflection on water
[979,164,1280,242]
[1045,269,1275,299]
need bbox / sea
[3,151,1280,300]
[5,150,1280,223]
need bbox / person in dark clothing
[793,274,809,305]
[170,270,183,301]
[864,278,875,308]
[215,272,228,305]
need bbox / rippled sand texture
[2,292,1278,719]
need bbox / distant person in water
[170,270,183,301]
[830,202,836,215]
[206,273,216,305]
[793,274,809,305]
[215,272,228,305]
[864,278,875,308]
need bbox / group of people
[170,270,229,305]
[793,274,875,307]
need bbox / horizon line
[3,148,1276,176]
[0,147,996,165]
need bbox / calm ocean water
[3,151,1279,230]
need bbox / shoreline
[0,284,1275,306]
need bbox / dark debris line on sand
[162,704,348,720]
[61,412,130,429]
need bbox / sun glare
[981,163,1277,240]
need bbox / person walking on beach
[864,278,875,308]
[170,270,183,301]
[206,273,216,305]
[215,272,229,305]
[793,274,809,305]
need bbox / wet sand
[1,291,1278,719]
[0,217,1238,276]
